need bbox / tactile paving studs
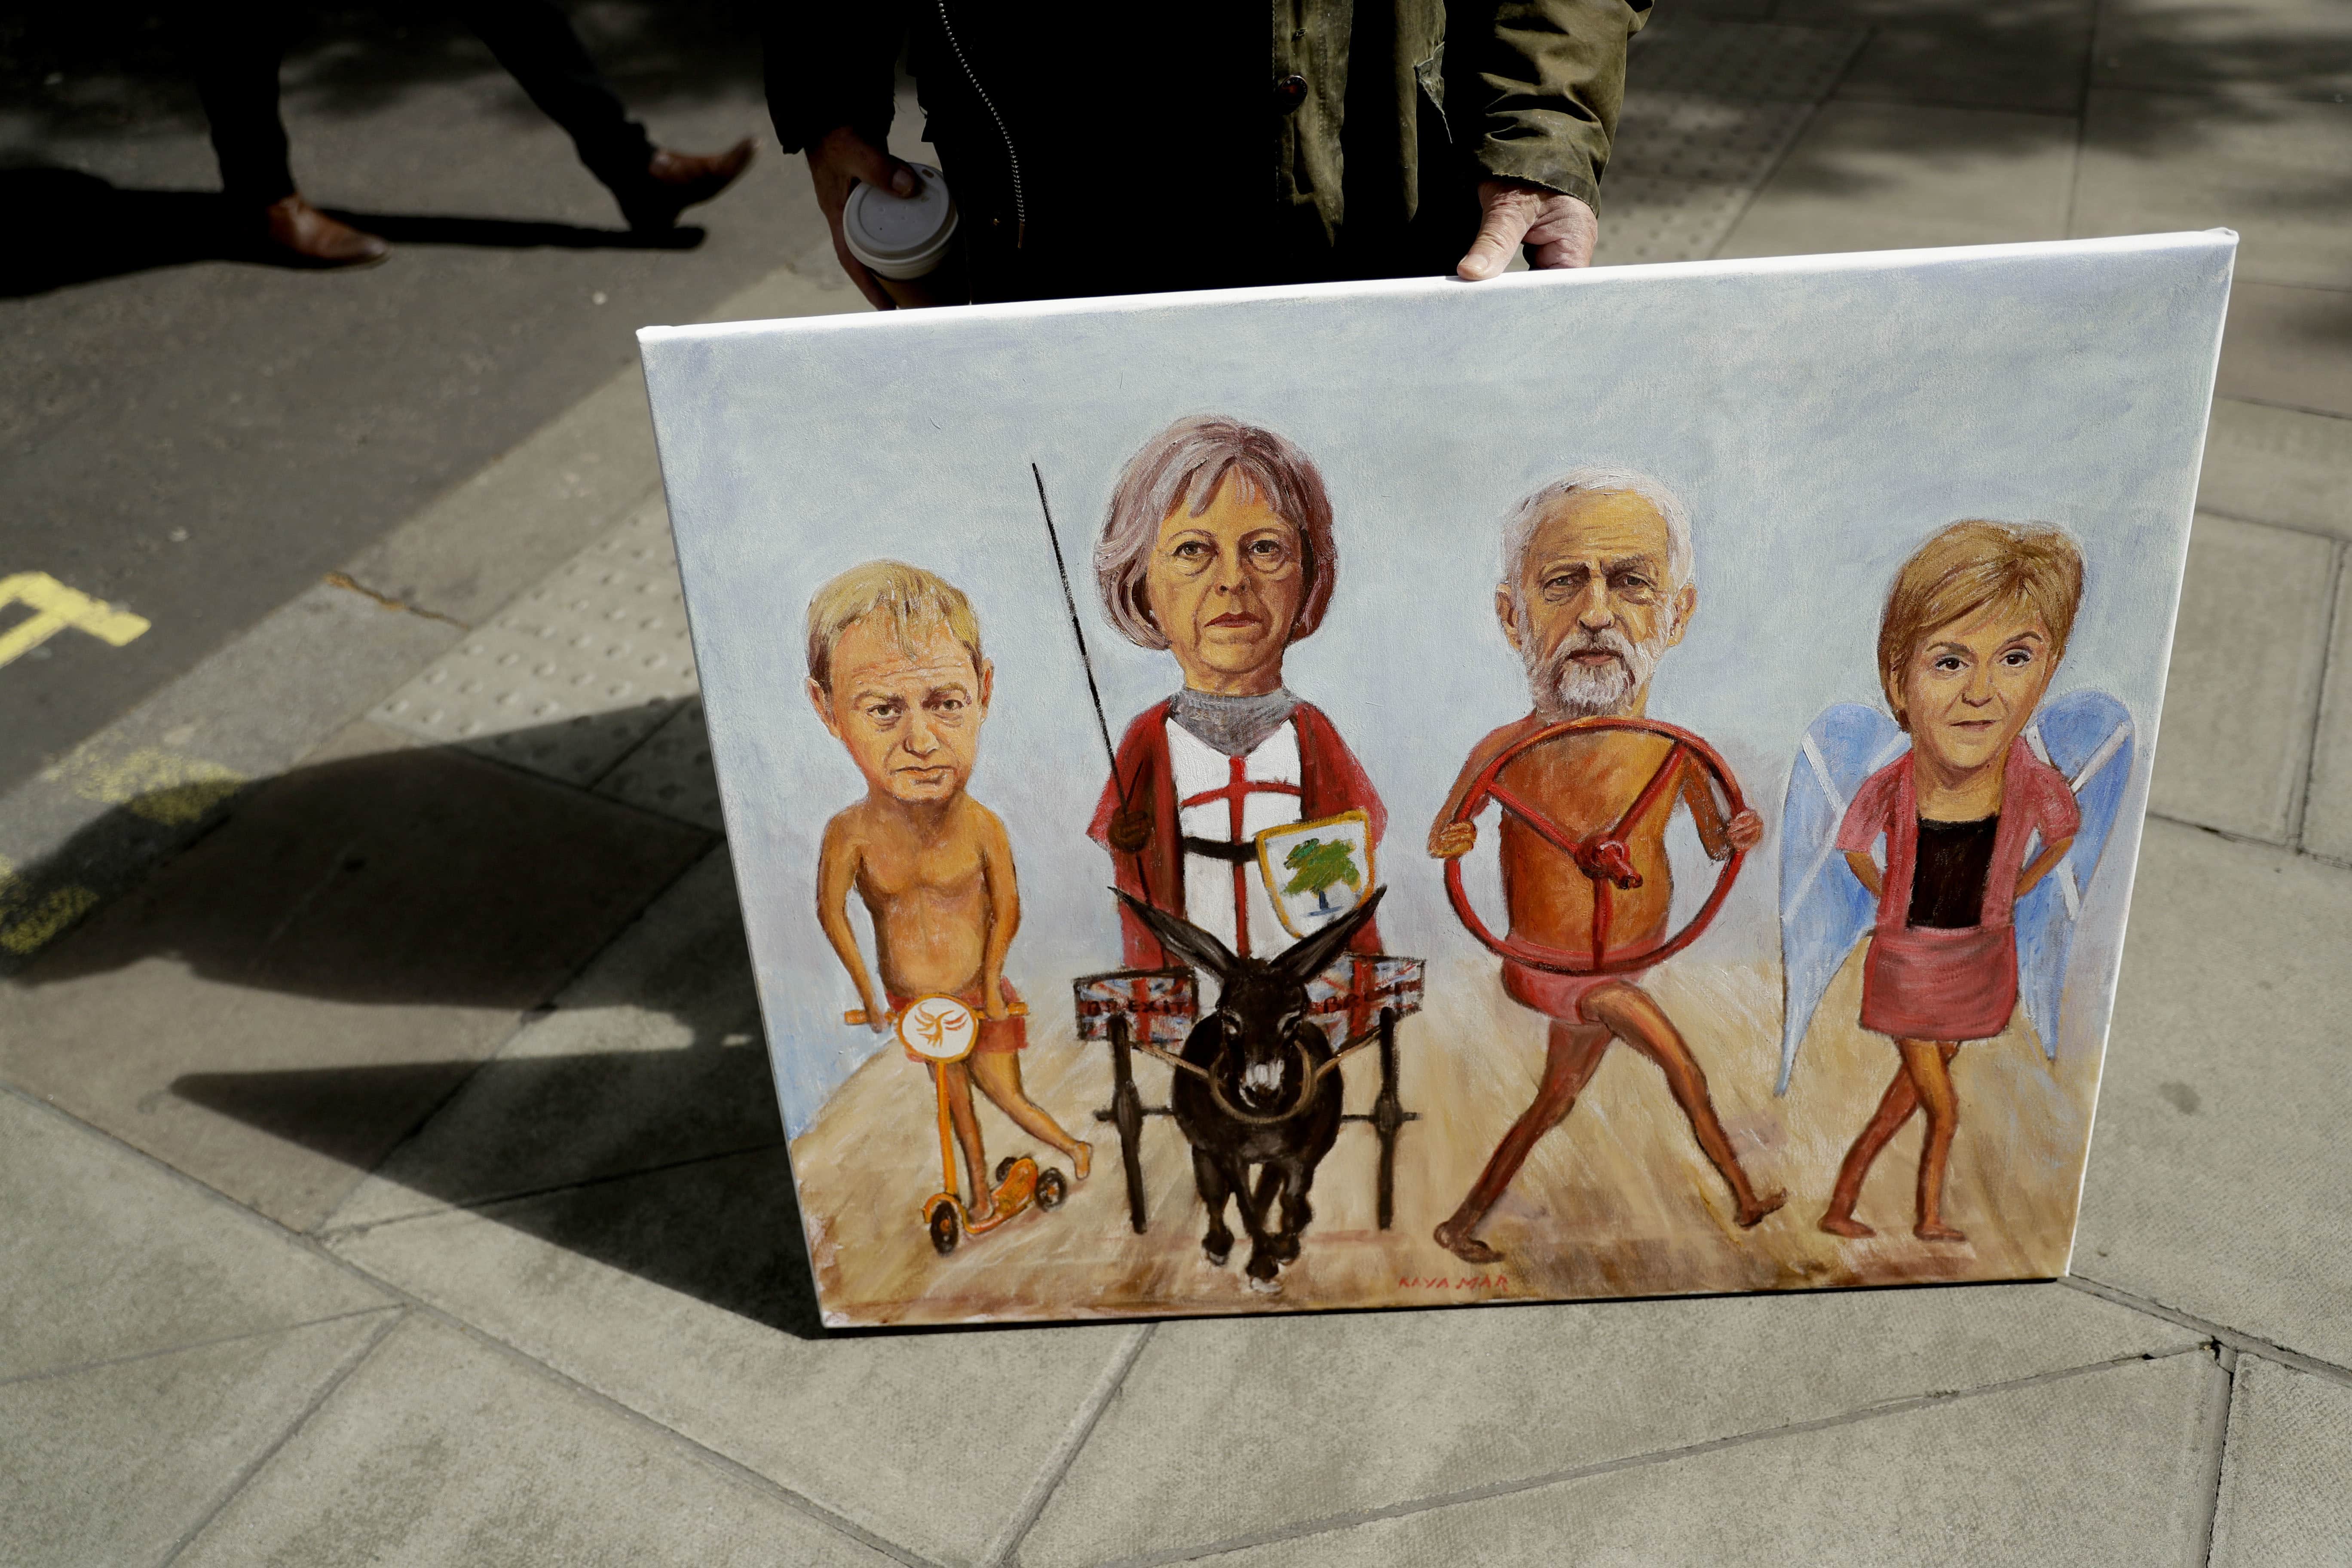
[1592,175,1764,267]
[596,697,724,833]
[1608,95,1817,188]
[371,498,698,786]
[1626,20,1865,103]
[1599,21,1865,266]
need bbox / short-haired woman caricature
[1820,521,2086,1244]
[1087,415,1386,967]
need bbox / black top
[1908,815,2000,929]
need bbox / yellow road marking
[0,572,150,669]
[43,745,245,827]
[0,854,101,958]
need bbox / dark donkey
[1116,886,1387,1293]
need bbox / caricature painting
[639,232,2233,1326]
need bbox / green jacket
[766,2,1648,293]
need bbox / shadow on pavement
[3,712,830,1338]
[0,166,704,298]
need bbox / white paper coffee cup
[842,164,960,282]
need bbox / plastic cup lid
[842,164,959,279]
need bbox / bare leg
[1586,983,1786,1227]
[1901,1039,1966,1241]
[1821,1066,1919,1237]
[934,1061,989,1206]
[1435,1020,1612,1262]
[968,1052,1092,1179]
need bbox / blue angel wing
[2015,690,2137,1060]
[1777,704,1910,1095]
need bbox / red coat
[1088,699,1388,968]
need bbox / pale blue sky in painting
[640,232,2233,1137]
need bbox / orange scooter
[845,993,1068,1255]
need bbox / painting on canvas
[637,231,2233,1327]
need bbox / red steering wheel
[1442,717,1747,976]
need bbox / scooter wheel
[994,1155,1024,1184]
[1035,1169,1067,1211]
[928,1205,959,1256]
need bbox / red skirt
[1860,923,2016,1042]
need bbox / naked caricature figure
[1430,469,1786,1263]
[808,561,1090,1208]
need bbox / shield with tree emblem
[1255,810,1375,941]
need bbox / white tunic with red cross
[1167,717,1304,959]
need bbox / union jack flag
[1073,967,1198,1045]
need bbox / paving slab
[322,846,773,1232]
[2197,398,2352,540]
[2302,562,2352,861]
[370,496,698,786]
[1192,1350,2222,1568]
[2075,818,2352,1367]
[2092,0,2352,102]
[2217,282,2352,420]
[327,1148,1144,1568]
[595,695,724,831]
[2209,1356,2352,1568]
[0,1091,388,1378]
[172,1314,892,1568]
[1627,20,1865,101]
[1020,1283,2197,1566]
[1715,101,2079,258]
[0,720,709,1231]
[2147,514,2336,841]
[1774,0,2098,114]
[0,1312,395,1568]
[2073,89,2352,288]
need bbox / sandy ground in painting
[790,952,2101,1327]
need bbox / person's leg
[1585,983,1786,1227]
[1434,1020,1612,1262]
[969,1051,1091,1179]
[456,0,651,187]
[456,0,750,229]
[1900,1040,1966,1241]
[187,2,387,264]
[934,1061,989,1207]
[1820,1065,1918,1237]
[190,3,297,205]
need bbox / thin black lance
[1033,461,1153,909]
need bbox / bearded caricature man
[1430,469,1785,1263]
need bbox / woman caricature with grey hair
[1087,415,1387,968]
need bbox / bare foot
[1433,1219,1504,1264]
[1913,1220,1969,1243]
[1071,1142,1092,1181]
[1818,1213,1876,1238]
[1736,1189,1788,1229]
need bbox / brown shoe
[615,138,755,231]
[258,195,390,269]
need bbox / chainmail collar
[1167,686,1300,758]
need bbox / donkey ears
[1113,889,1237,980]
[1274,885,1386,984]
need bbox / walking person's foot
[1433,1218,1503,1264]
[1913,1220,1968,1243]
[256,195,390,269]
[1819,1212,1876,1238]
[612,138,756,231]
[1735,1188,1788,1228]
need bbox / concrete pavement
[6,3,2351,1563]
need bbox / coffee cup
[841,163,966,309]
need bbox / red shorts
[888,980,1026,1063]
[1502,962,1650,1024]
